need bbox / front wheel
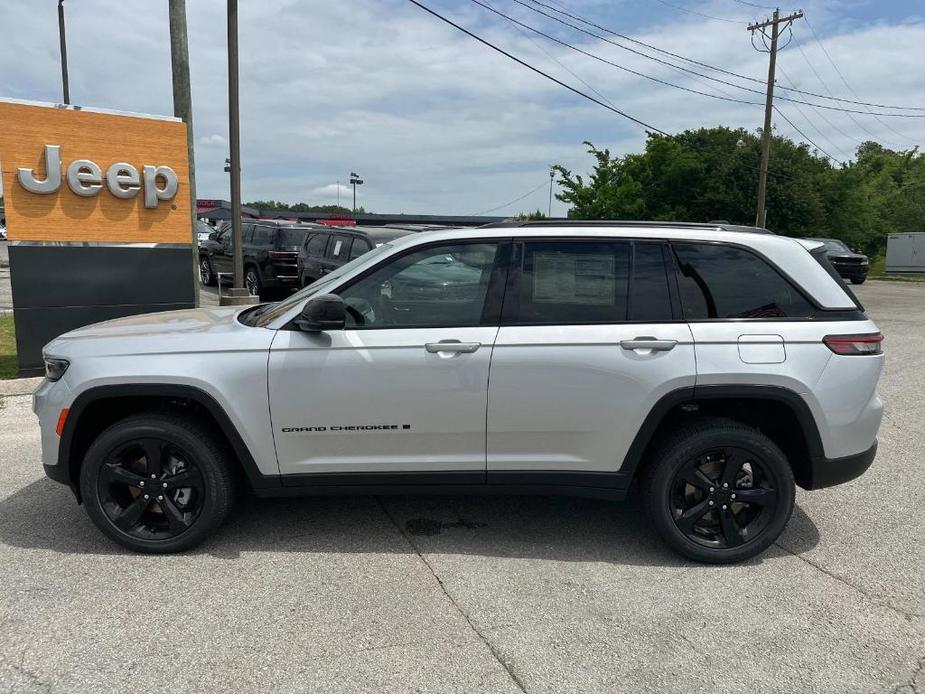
[244,267,262,298]
[641,417,795,563]
[851,277,866,285]
[199,256,216,286]
[79,414,236,553]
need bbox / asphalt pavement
[0,281,922,693]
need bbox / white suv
[33,222,884,563]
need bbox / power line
[525,0,925,112]
[777,63,860,157]
[471,179,550,215]
[471,0,763,107]
[733,0,775,9]
[649,0,748,24]
[773,105,842,164]
[404,0,669,134]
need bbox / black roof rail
[480,219,774,234]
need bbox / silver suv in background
[34,222,883,563]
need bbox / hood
[44,306,275,359]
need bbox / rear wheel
[79,414,235,553]
[199,256,216,286]
[641,417,795,563]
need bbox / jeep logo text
[17,144,179,209]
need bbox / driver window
[337,242,499,329]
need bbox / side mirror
[295,294,346,332]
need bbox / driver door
[268,240,508,482]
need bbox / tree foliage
[554,127,924,254]
[245,200,365,215]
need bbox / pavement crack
[774,540,922,619]
[377,497,529,694]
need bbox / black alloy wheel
[642,417,795,563]
[97,438,204,541]
[80,414,235,553]
[670,446,778,550]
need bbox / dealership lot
[0,281,922,693]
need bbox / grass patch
[867,254,925,282]
[0,314,18,380]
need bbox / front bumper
[32,376,75,488]
[804,440,877,490]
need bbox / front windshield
[251,243,394,327]
[821,239,851,253]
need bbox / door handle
[425,340,481,354]
[620,336,677,352]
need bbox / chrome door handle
[425,340,481,354]
[620,337,677,352]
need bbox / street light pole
[349,172,363,216]
[57,0,70,104]
[548,169,554,218]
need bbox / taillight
[269,251,298,259]
[823,333,883,355]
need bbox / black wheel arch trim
[619,384,827,487]
[57,384,281,495]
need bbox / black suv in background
[200,220,320,297]
[297,226,415,287]
[805,238,870,285]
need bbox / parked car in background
[0,225,7,241]
[199,220,320,298]
[297,226,414,287]
[804,238,869,284]
[195,219,214,244]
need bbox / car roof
[483,220,774,234]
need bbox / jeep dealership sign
[0,98,195,375]
[0,98,191,244]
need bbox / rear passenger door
[486,239,696,485]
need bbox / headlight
[44,357,70,382]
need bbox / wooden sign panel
[0,100,191,244]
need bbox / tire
[199,256,216,286]
[851,277,866,285]
[79,413,236,553]
[640,417,795,564]
[244,266,262,298]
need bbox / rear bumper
[804,440,877,490]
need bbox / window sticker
[532,252,615,305]
[333,239,343,257]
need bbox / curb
[0,376,43,396]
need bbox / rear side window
[672,243,814,319]
[349,238,372,260]
[252,226,272,245]
[505,241,630,325]
[277,228,308,246]
[330,235,352,260]
[306,233,328,256]
[629,243,673,321]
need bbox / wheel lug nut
[150,474,156,479]
[708,500,714,506]
[731,494,736,499]
[139,481,144,487]
[162,482,168,488]
[709,487,715,493]
[722,504,728,510]
[722,483,728,488]
[157,495,163,501]
[143,494,149,500]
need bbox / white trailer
[885,233,925,274]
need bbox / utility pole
[548,169,554,218]
[169,0,200,307]
[57,0,69,104]
[749,8,803,228]
[220,0,257,305]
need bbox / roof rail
[480,219,773,234]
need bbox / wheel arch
[623,385,824,490]
[60,384,280,501]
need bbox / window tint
[306,233,329,256]
[349,238,372,260]
[278,228,308,246]
[506,241,630,325]
[630,243,673,321]
[338,242,499,329]
[330,235,352,260]
[251,226,273,245]
[673,243,814,319]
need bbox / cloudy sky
[1,0,923,216]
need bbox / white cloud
[1,0,923,215]
[312,183,352,199]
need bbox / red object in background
[318,217,356,227]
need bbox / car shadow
[0,478,820,567]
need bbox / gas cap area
[737,334,786,364]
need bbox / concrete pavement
[0,280,922,693]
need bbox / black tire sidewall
[79,415,233,553]
[200,257,214,285]
[245,267,261,296]
[644,425,795,563]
